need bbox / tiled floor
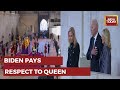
[0,39,59,79]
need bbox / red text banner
[3,56,63,65]
[4,68,90,76]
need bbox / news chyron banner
[3,56,90,76]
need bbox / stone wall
[17,14,38,37]
[0,11,20,44]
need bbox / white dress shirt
[93,32,98,45]
[91,32,98,58]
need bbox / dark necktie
[91,37,95,48]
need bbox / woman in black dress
[67,27,80,67]
[99,28,111,74]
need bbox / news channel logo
[104,15,118,26]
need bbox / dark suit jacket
[67,42,80,67]
[86,33,103,72]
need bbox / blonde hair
[102,28,111,49]
[68,27,77,48]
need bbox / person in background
[48,42,50,54]
[6,42,9,55]
[67,27,80,67]
[19,40,22,52]
[11,43,15,56]
[0,44,2,56]
[58,35,59,41]
[36,37,39,53]
[32,45,36,56]
[15,41,18,54]
[2,45,5,57]
[11,32,14,41]
[44,44,47,57]
[34,37,37,50]
[14,42,17,55]
[9,34,11,42]
[99,28,111,74]
[32,37,35,47]
[17,42,20,53]
[54,39,59,56]
[16,34,19,42]
[86,19,103,72]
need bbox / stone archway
[38,13,49,38]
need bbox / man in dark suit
[86,19,103,72]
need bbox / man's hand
[91,46,98,55]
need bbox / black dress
[67,42,80,67]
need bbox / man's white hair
[92,19,98,27]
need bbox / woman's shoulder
[74,42,80,51]
[76,42,80,48]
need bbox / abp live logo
[104,15,118,26]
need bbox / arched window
[40,19,48,31]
